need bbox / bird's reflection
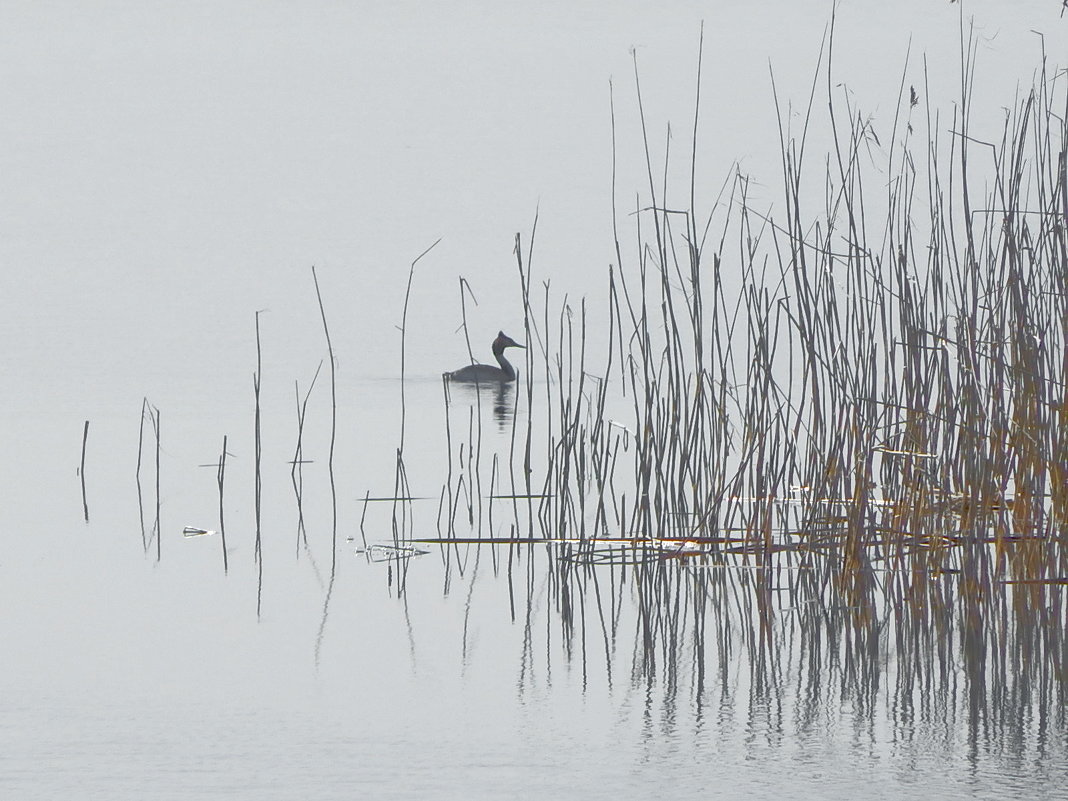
[448,378,518,431]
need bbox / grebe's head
[493,331,525,352]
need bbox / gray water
[3,2,1067,798]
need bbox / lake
[2,2,1066,799]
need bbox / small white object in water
[356,543,430,562]
[183,526,216,537]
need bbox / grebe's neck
[494,348,516,381]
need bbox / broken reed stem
[310,265,341,665]
[154,407,161,562]
[253,310,264,619]
[80,419,89,523]
[136,400,148,550]
[360,489,371,551]
[458,277,478,366]
[292,362,322,558]
[311,265,339,575]
[441,376,456,542]
[218,434,229,575]
[136,398,161,555]
[254,311,263,562]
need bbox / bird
[446,331,525,383]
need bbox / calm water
[4,378,1064,799]
[3,2,1067,798]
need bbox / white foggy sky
[0,1,1063,409]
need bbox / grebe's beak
[497,331,525,349]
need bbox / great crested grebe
[446,331,525,383]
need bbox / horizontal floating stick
[359,495,435,503]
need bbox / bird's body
[447,331,524,383]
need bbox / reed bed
[427,31,1066,705]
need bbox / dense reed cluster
[430,29,1066,707]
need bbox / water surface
[2,2,1067,798]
